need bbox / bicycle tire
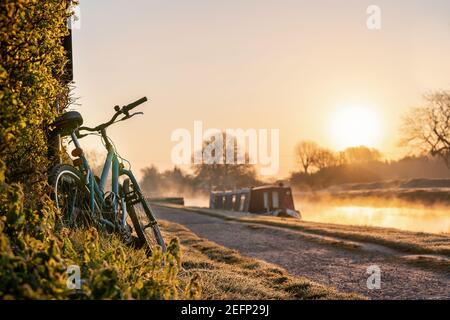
[49,164,99,228]
[123,178,166,253]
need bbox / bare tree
[192,133,259,190]
[295,141,319,174]
[402,91,450,167]
[314,148,338,170]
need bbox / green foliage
[0,0,72,299]
[62,229,200,299]
[0,182,69,299]
[0,1,200,300]
[0,0,71,196]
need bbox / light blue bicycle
[49,97,166,252]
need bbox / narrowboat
[209,184,301,219]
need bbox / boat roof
[251,185,291,191]
[211,184,291,194]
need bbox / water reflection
[297,202,450,234]
[184,196,450,234]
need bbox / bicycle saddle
[51,111,83,136]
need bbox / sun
[330,105,381,150]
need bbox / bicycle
[49,97,166,253]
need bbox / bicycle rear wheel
[49,164,97,228]
[123,178,166,253]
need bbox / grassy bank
[48,218,362,300]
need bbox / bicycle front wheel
[123,178,166,253]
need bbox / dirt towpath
[154,205,450,300]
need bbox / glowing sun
[330,105,381,150]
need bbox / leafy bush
[0,0,199,299]
[1,0,70,195]
[0,0,72,299]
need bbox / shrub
[0,0,199,299]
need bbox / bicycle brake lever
[119,112,143,122]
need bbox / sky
[71,0,450,179]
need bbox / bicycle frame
[69,130,140,229]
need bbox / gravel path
[153,206,450,300]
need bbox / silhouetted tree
[192,133,259,190]
[295,141,320,174]
[314,148,338,170]
[402,91,450,168]
[140,165,162,195]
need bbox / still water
[297,202,450,234]
[183,196,450,234]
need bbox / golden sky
[72,0,450,179]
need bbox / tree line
[137,91,450,195]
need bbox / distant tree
[343,146,382,164]
[140,165,162,195]
[313,148,338,170]
[336,151,349,166]
[295,141,320,174]
[402,91,450,168]
[192,133,259,190]
[162,166,185,186]
[140,165,196,196]
[193,161,258,191]
[162,166,195,194]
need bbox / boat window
[239,194,245,211]
[272,191,279,208]
[263,192,269,211]
[225,195,232,210]
[222,196,226,208]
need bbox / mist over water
[183,193,450,234]
[183,196,210,208]
[295,199,450,235]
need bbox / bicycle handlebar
[78,96,147,133]
[123,96,147,113]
